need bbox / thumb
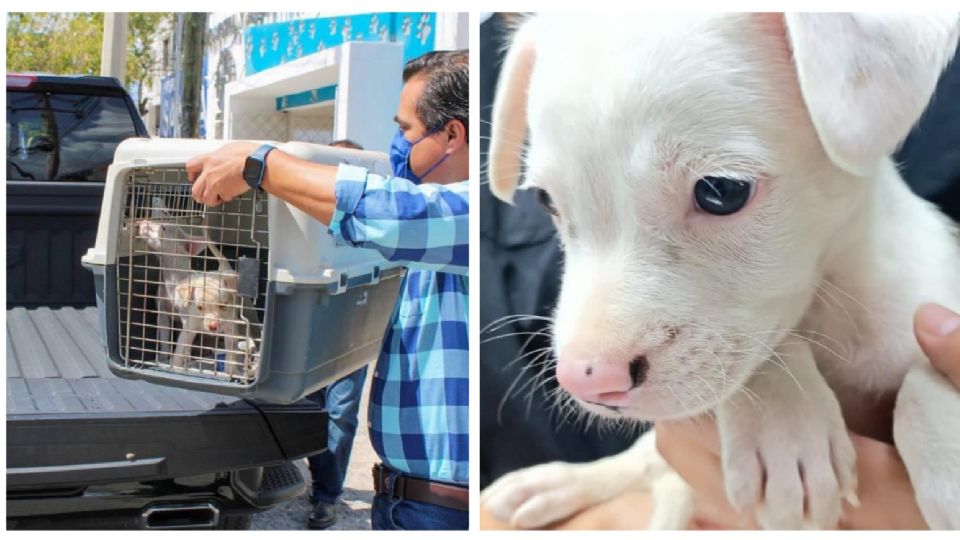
[914,303,960,390]
[185,155,205,183]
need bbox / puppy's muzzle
[556,343,650,407]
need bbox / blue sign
[276,84,337,111]
[245,12,437,76]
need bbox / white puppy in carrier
[133,195,254,380]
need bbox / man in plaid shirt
[187,50,469,530]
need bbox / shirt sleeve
[327,164,469,275]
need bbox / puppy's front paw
[718,344,857,529]
[724,414,856,529]
[481,461,607,529]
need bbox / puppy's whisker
[737,333,806,395]
[479,118,529,135]
[478,134,529,145]
[481,320,553,337]
[481,329,551,344]
[524,356,557,417]
[703,361,765,412]
[814,285,863,343]
[503,346,554,372]
[747,330,850,366]
[675,375,714,415]
[481,313,554,333]
[499,345,556,422]
[497,363,535,425]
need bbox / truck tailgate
[7,307,326,491]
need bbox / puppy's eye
[536,188,559,217]
[693,176,755,216]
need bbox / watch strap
[245,143,277,191]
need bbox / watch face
[243,155,262,184]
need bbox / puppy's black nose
[629,356,648,389]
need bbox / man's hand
[656,303,960,530]
[185,141,260,206]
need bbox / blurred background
[8,12,468,149]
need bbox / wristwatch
[242,144,277,191]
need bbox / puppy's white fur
[138,217,249,378]
[172,270,244,378]
[483,13,960,529]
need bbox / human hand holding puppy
[657,303,960,530]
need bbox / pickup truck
[6,73,325,529]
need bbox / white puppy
[136,218,208,357]
[137,217,251,378]
[483,13,960,530]
[172,269,244,378]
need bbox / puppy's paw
[481,461,608,529]
[718,347,856,530]
[722,410,855,529]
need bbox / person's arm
[186,141,469,275]
[656,303,960,530]
[259,148,339,225]
[322,164,469,275]
[186,141,340,223]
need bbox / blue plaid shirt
[327,164,469,486]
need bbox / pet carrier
[82,138,405,403]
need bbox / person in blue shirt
[186,50,469,530]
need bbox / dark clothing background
[479,13,960,490]
[898,42,960,221]
[479,15,639,490]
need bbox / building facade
[145,12,468,152]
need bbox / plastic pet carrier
[82,138,404,403]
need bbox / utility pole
[100,12,128,82]
[179,12,207,138]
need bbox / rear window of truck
[6,91,139,182]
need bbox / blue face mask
[389,127,449,184]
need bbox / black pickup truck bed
[7,307,325,528]
[6,74,329,530]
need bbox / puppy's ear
[174,282,193,311]
[784,13,959,176]
[182,233,208,256]
[221,272,238,292]
[489,17,537,203]
[138,220,158,238]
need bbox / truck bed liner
[7,307,246,416]
[7,307,327,490]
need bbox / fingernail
[916,303,960,338]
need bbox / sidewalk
[252,368,377,530]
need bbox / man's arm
[325,164,469,275]
[187,142,468,275]
[186,141,340,224]
[259,149,340,225]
